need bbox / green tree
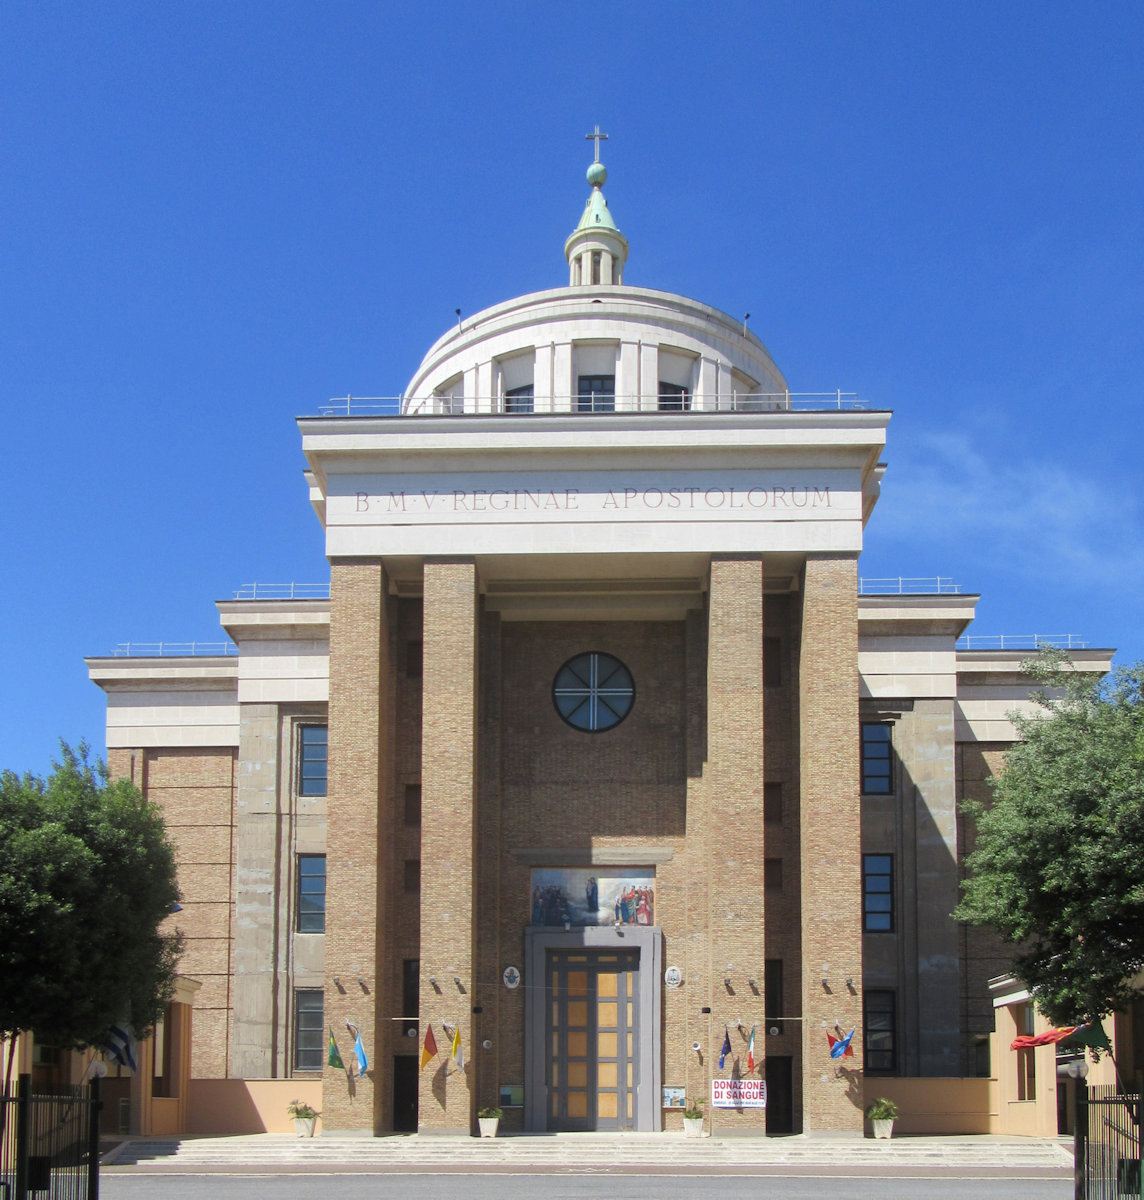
[956,653,1144,1026]
[0,743,182,1088]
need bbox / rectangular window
[764,637,782,687]
[294,989,324,1072]
[765,959,783,1020]
[861,723,893,794]
[404,859,421,895]
[863,990,896,1073]
[577,374,615,413]
[402,959,420,1038]
[764,782,783,824]
[298,725,328,796]
[406,640,423,679]
[862,854,893,932]
[657,382,690,411]
[297,854,326,933]
[764,858,783,892]
[505,384,534,414]
[404,784,422,827]
[591,250,602,285]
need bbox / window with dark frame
[1015,1002,1036,1100]
[577,375,615,413]
[765,959,783,1021]
[862,854,893,932]
[764,782,783,824]
[657,382,690,411]
[402,959,420,1039]
[406,641,423,679]
[764,637,782,687]
[293,989,324,1072]
[404,859,421,895]
[863,989,896,1073]
[404,784,422,826]
[296,854,326,933]
[861,723,893,794]
[297,725,327,796]
[505,384,534,414]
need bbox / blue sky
[2,1,1141,775]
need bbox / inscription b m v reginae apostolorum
[352,483,833,517]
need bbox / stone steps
[106,1132,1074,1171]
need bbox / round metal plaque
[502,965,521,990]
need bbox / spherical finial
[587,161,607,188]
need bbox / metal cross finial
[585,124,608,162]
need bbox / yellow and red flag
[420,1024,438,1071]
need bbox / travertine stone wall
[231,703,283,1078]
[323,561,395,1131]
[110,747,237,1079]
[799,554,863,1133]
[957,742,1014,1076]
[418,560,478,1131]
[700,556,767,1133]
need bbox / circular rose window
[552,652,635,732]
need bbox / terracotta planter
[683,1116,704,1137]
[873,1118,894,1139]
[294,1116,317,1137]
[478,1117,500,1138]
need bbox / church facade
[86,149,1112,1136]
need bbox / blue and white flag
[354,1031,369,1075]
[103,1022,138,1074]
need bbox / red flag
[1011,1025,1081,1050]
[827,1030,855,1058]
[420,1024,438,1070]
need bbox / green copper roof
[575,185,618,233]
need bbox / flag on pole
[828,1029,855,1059]
[420,1024,438,1071]
[328,1028,344,1069]
[103,1022,138,1074]
[718,1028,732,1070]
[353,1030,369,1075]
[450,1023,464,1072]
[1065,1022,1112,1053]
[747,1025,756,1073]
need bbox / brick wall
[798,554,863,1132]
[323,560,395,1131]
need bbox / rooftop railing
[232,583,331,600]
[316,391,866,418]
[113,641,238,657]
[955,634,1090,651]
[858,577,961,595]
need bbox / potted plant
[683,1096,705,1137]
[478,1105,503,1137]
[287,1099,320,1137]
[865,1096,899,1139]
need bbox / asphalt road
[101,1170,1071,1200]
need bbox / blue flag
[829,1028,856,1059]
[103,1022,138,1074]
[354,1031,369,1075]
[719,1028,732,1070]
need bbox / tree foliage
[0,743,182,1052]
[956,653,1144,1025]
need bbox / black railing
[0,1074,101,1200]
[1078,1083,1142,1199]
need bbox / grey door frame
[524,924,662,1132]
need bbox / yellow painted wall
[861,1076,997,1134]
[187,1079,325,1135]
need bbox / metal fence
[1080,1085,1141,1199]
[0,1075,101,1200]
